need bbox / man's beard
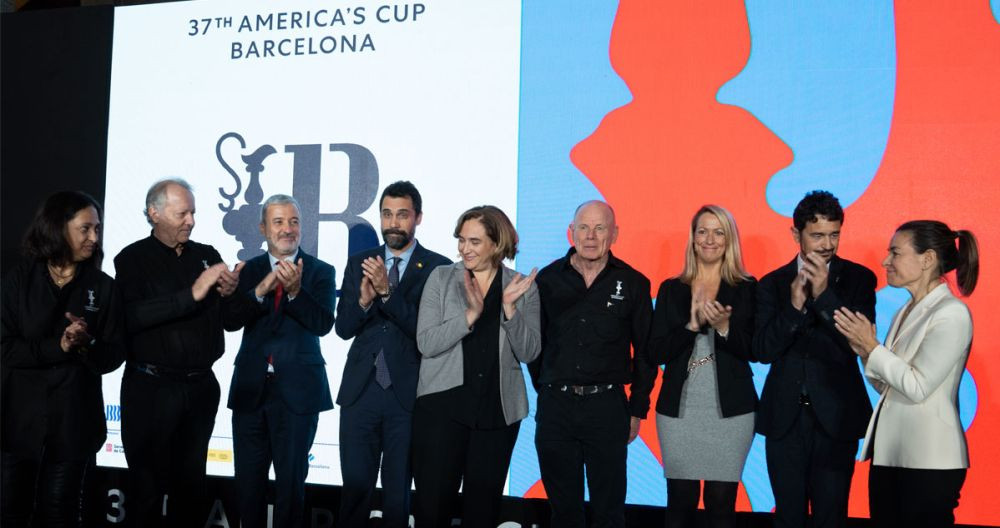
[383,229,412,250]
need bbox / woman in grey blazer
[412,205,540,528]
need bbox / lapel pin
[416,261,423,269]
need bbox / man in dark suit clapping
[227,194,337,528]
[335,181,450,528]
[754,190,876,528]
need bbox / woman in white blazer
[834,220,979,527]
[412,205,540,528]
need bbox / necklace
[47,263,76,287]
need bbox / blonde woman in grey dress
[648,205,758,528]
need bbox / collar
[560,247,626,271]
[149,232,188,255]
[268,249,299,269]
[385,240,417,263]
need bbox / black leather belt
[128,361,211,381]
[548,384,617,396]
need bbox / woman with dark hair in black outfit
[1,191,126,527]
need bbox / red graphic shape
[569,0,1000,523]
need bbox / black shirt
[530,248,656,418]
[113,235,240,369]
[419,271,506,430]
[1,259,125,458]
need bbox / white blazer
[860,283,973,469]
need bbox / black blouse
[419,271,506,430]
[1,259,126,458]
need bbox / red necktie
[273,282,284,312]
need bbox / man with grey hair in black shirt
[114,178,247,527]
[530,200,656,528]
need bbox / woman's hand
[687,286,707,332]
[502,268,538,319]
[833,308,879,359]
[463,270,485,328]
[700,300,733,336]
[61,312,92,352]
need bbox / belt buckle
[799,393,812,406]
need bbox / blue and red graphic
[515,1,1000,524]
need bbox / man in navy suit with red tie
[335,181,450,528]
[227,194,336,528]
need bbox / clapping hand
[687,287,707,331]
[61,312,92,352]
[501,268,538,319]
[275,258,304,298]
[833,308,878,359]
[463,270,485,328]
[700,300,733,335]
[216,261,244,297]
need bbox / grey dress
[656,331,754,481]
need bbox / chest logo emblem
[85,289,100,312]
[610,280,625,301]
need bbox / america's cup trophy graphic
[218,132,277,261]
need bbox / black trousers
[535,386,631,528]
[1,451,89,528]
[233,378,319,528]
[869,465,966,528]
[339,376,414,528]
[765,403,858,528]
[411,397,519,528]
[120,367,220,528]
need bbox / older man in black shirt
[531,200,656,528]
[114,178,247,527]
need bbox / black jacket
[334,243,450,412]
[1,260,125,458]
[753,255,876,440]
[648,277,758,418]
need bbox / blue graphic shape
[627,438,667,506]
[959,369,978,430]
[993,0,1000,24]
[742,434,772,512]
[717,0,897,216]
[511,0,631,499]
[515,0,630,274]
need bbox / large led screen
[100,0,1000,524]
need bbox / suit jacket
[753,255,876,440]
[335,243,451,411]
[1,260,125,459]
[649,277,758,418]
[860,283,972,469]
[226,250,336,415]
[415,262,541,425]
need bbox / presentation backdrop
[100,0,1000,524]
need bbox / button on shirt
[532,248,657,418]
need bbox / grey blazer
[416,262,541,425]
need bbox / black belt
[128,361,212,381]
[547,383,617,396]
